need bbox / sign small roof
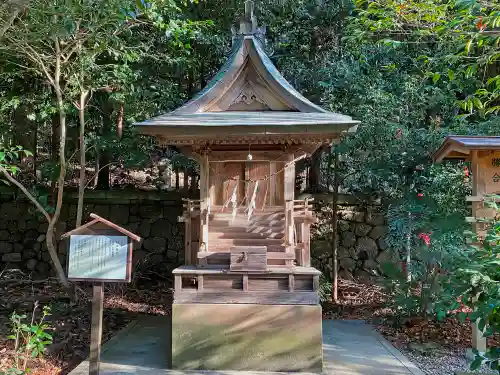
[433,136,500,163]
[61,213,141,242]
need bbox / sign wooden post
[89,284,104,375]
[61,214,141,375]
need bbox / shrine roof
[134,1,359,143]
[433,136,500,162]
[165,35,327,115]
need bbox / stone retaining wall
[0,188,390,281]
[0,189,186,279]
[311,204,392,281]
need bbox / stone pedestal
[171,303,323,372]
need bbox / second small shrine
[135,1,359,371]
[433,135,500,355]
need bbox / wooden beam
[197,275,204,291]
[288,274,295,292]
[175,275,182,292]
[174,291,319,305]
[243,274,249,291]
[312,275,320,292]
[89,284,104,375]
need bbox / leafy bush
[3,303,53,375]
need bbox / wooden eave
[61,213,141,242]
[433,136,500,163]
[136,112,359,145]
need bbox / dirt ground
[0,273,498,375]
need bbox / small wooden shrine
[432,135,500,354]
[135,1,359,371]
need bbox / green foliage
[318,274,333,303]
[345,0,500,118]
[0,146,32,181]
[429,195,500,372]
[4,303,53,374]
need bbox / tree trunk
[76,90,89,227]
[309,147,324,192]
[331,150,339,302]
[45,37,70,288]
[406,211,412,282]
[50,112,59,199]
[96,96,112,190]
[116,103,124,139]
[183,167,189,192]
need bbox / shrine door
[247,162,270,210]
[210,162,245,209]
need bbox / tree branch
[0,166,51,223]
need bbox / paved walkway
[69,317,424,375]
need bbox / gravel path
[402,347,497,375]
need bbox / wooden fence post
[89,284,104,375]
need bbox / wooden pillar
[301,199,311,266]
[301,222,311,267]
[199,152,209,266]
[184,201,192,265]
[284,153,295,202]
[284,153,295,263]
[209,162,216,206]
[175,275,182,292]
[470,150,487,354]
[269,162,276,206]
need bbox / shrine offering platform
[171,266,323,371]
[172,304,322,371]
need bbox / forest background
[0,0,500,372]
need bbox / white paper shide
[68,235,128,280]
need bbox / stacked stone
[0,195,184,279]
[312,206,394,281]
[0,202,53,277]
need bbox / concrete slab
[69,317,424,375]
[171,304,322,371]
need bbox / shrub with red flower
[476,16,486,31]
[418,232,431,246]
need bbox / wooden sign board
[62,213,140,283]
[61,213,141,375]
[68,235,132,282]
[482,154,500,194]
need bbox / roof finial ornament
[245,0,254,21]
[240,0,258,34]
[233,0,266,47]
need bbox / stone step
[209,243,286,252]
[209,225,285,233]
[210,238,283,246]
[208,231,285,240]
[198,251,294,261]
[209,219,285,228]
[209,212,285,221]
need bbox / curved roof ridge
[249,37,326,113]
[171,35,328,115]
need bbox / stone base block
[171,303,323,372]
